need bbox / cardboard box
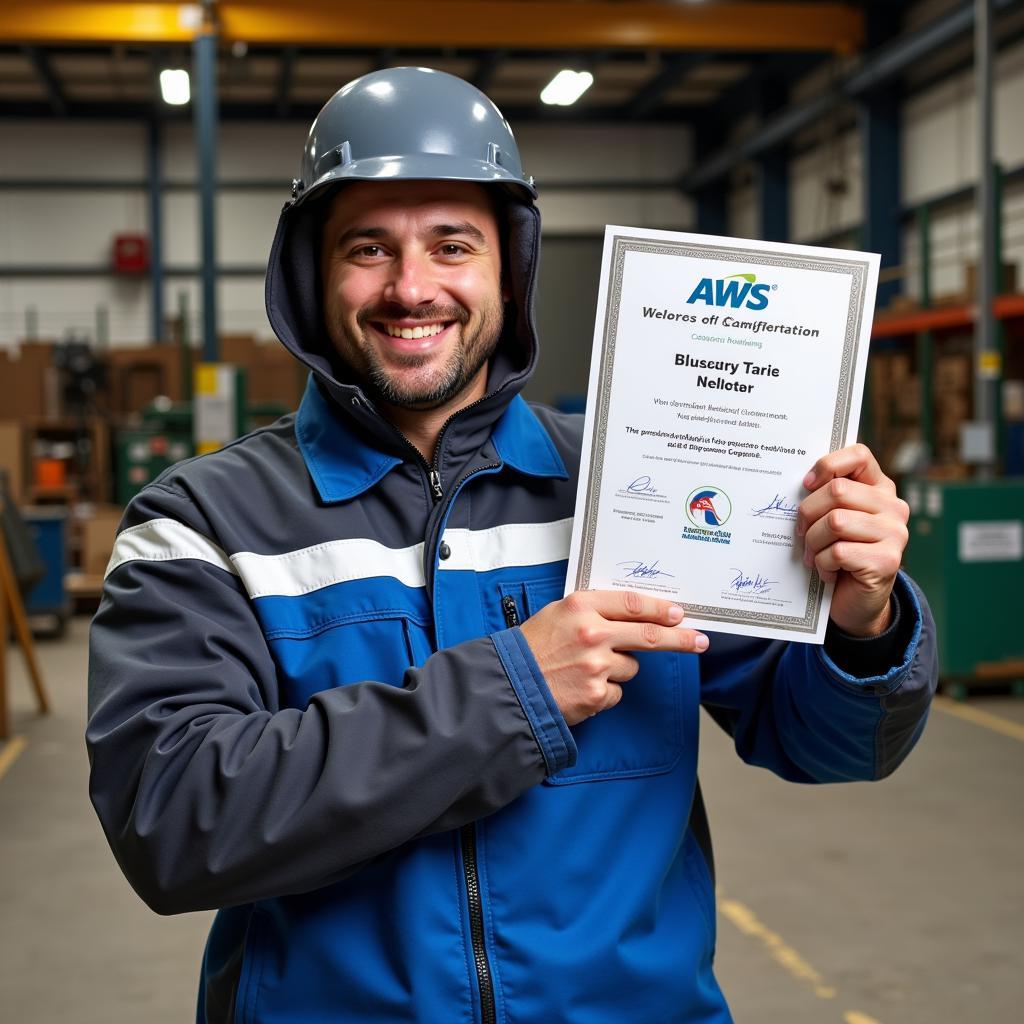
[895,376,922,420]
[244,358,305,407]
[966,260,1018,297]
[933,353,971,393]
[883,294,920,315]
[1003,379,1024,422]
[219,334,260,365]
[0,421,23,503]
[935,393,971,445]
[106,346,185,413]
[0,344,53,421]
[78,504,124,576]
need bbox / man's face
[320,180,507,411]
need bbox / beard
[330,297,505,411]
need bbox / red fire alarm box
[113,233,149,274]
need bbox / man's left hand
[796,443,910,638]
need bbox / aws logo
[686,272,776,311]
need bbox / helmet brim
[299,152,537,205]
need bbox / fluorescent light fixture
[160,68,191,106]
[540,69,594,107]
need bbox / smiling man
[319,180,508,457]
[87,68,937,1024]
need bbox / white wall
[0,118,693,348]
[900,37,1024,299]
[722,29,1024,300]
[789,127,863,243]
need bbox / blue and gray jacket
[87,198,937,1023]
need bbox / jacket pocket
[499,578,684,785]
[268,611,431,709]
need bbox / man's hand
[519,591,708,726]
[796,443,910,638]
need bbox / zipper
[460,823,497,1024]
[424,388,504,504]
[346,390,516,1024]
[428,469,443,502]
[501,594,520,628]
[350,382,507,505]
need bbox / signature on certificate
[751,494,799,518]
[729,568,778,595]
[626,475,659,495]
[617,559,675,581]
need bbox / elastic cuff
[824,591,901,672]
[491,628,577,775]
[817,571,923,694]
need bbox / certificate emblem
[686,486,732,529]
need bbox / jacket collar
[296,375,567,503]
[491,395,569,480]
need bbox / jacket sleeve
[87,484,575,915]
[698,572,937,783]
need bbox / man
[88,68,937,1023]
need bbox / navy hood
[264,185,543,450]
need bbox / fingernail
[803,547,813,567]
[668,605,684,624]
[803,471,815,489]
[694,634,709,652]
[795,520,805,537]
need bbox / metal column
[696,188,728,236]
[860,90,902,309]
[757,76,789,243]
[758,151,789,243]
[193,20,219,362]
[917,204,935,458]
[974,0,998,471]
[147,117,164,343]
[694,121,728,236]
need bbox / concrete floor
[1,618,1022,1023]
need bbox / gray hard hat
[266,66,542,390]
[290,66,537,206]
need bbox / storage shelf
[872,292,1024,338]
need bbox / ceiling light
[159,68,191,106]
[540,69,594,107]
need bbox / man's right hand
[518,591,709,726]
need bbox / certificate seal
[685,486,732,528]
[683,486,733,546]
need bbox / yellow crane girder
[2,1,864,53]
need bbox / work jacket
[87,197,937,1023]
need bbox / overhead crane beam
[2,2,864,53]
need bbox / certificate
[565,226,879,643]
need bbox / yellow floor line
[718,889,884,1023]
[0,735,28,781]
[718,894,837,1000]
[933,695,1024,743]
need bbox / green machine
[115,389,292,506]
[115,401,194,506]
[901,477,1024,696]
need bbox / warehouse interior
[1,1,1023,1021]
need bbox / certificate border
[574,234,871,634]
